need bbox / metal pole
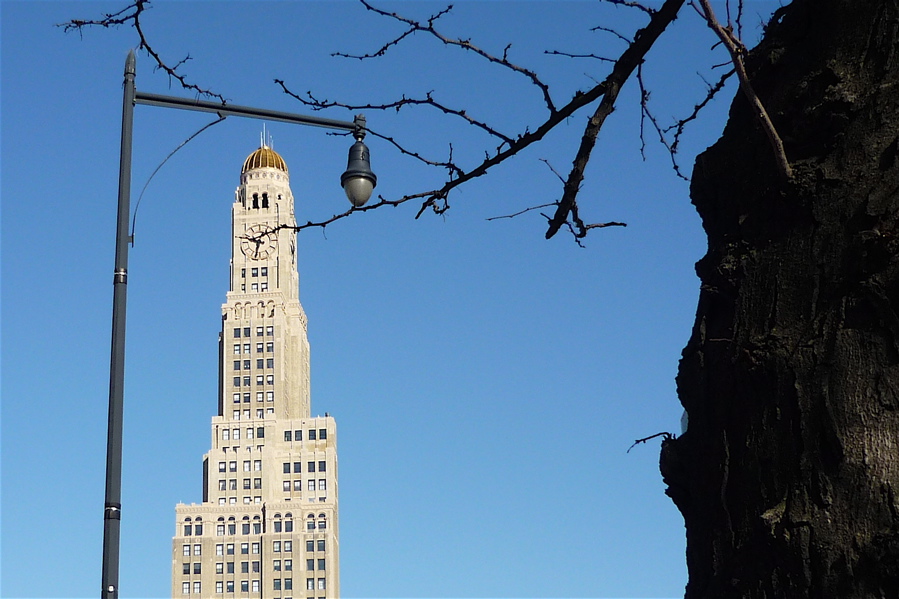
[101,48,135,599]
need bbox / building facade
[172,145,339,599]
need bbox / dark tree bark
[663,0,899,597]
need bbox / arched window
[252,193,259,209]
[307,514,316,530]
[318,514,327,530]
[261,193,269,208]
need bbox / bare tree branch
[545,0,686,239]
[58,0,225,101]
[691,0,792,179]
[347,1,558,114]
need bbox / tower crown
[242,145,288,174]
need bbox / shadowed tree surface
[663,0,899,596]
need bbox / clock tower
[172,144,340,599]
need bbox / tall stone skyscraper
[172,144,339,599]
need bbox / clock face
[240,225,277,260]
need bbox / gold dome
[242,146,288,174]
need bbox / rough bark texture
[662,0,899,597]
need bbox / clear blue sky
[1,1,779,597]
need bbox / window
[274,541,281,553]
[243,327,251,337]
[284,559,293,571]
[307,579,315,591]
[228,523,236,534]
[243,460,251,472]
[181,582,190,595]
[251,283,259,291]
[216,562,224,574]
[243,376,251,386]
[261,268,268,277]
[267,408,274,415]
[216,524,225,535]
[285,578,293,591]
[274,579,282,591]
[283,481,291,492]
[241,268,246,278]
[252,580,260,592]
[241,543,249,554]
[307,461,315,473]
[229,497,237,504]
[253,561,260,573]
[193,582,201,594]
[194,544,202,555]
[261,282,268,291]
[227,562,235,574]
[257,375,264,385]
[243,522,250,533]
[319,429,327,440]
[274,560,281,571]
[257,408,264,418]
[215,581,223,594]
[317,540,325,552]
[254,478,262,489]
[307,516,315,530]
[318,479,326,491]
[240,581,249,593]
[275,520,283,532]
[306,540,314,552]
[233,377,241,387]
[257,392,264,402]
[223,429,230,441]
[254,522,261,533]
[244,360,251,370]
[257,326,264,336]
[244,393,251,403]
[226,581,234,593]
[308,480,315,491]
[266,342,274,352]
[284,541,292,552]
[318,578,326,590]
[257,427,265,438]
[266,326,274,336]
[251,268,259,277]
[234,360,241,371]
[227,544,235,555]
[219,461,227,472]
[293,480,302,491]
[295,430,302,441]
[308,430,316,441]
[254,460,262,471]
[267,392,275,402]
[233,393,240,404]
[283,462,291,474]
[284,431,292,442]
[233,410,240,420]
[247,428,254,439]
[233,429,240,440]
[252,542,260,554]
[256,359,264,369]
[317,559,325,571]
[267,358,275,369]
[284,520,294,533]
[307,559,314,571]
[243,343,251,354]
[183,525,192,536]
[318,461,326,472]
[256,343,264,353]
[229,461,237,472]
[216,544,224,556]
[183,562,190,575]
[234,327,241,338]
[195,524,203,535]
[194,563,202,574]
[317,516,326,530]
[233,344,241,355]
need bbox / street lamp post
[101,49,376,599]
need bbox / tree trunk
[662,0,899,597]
